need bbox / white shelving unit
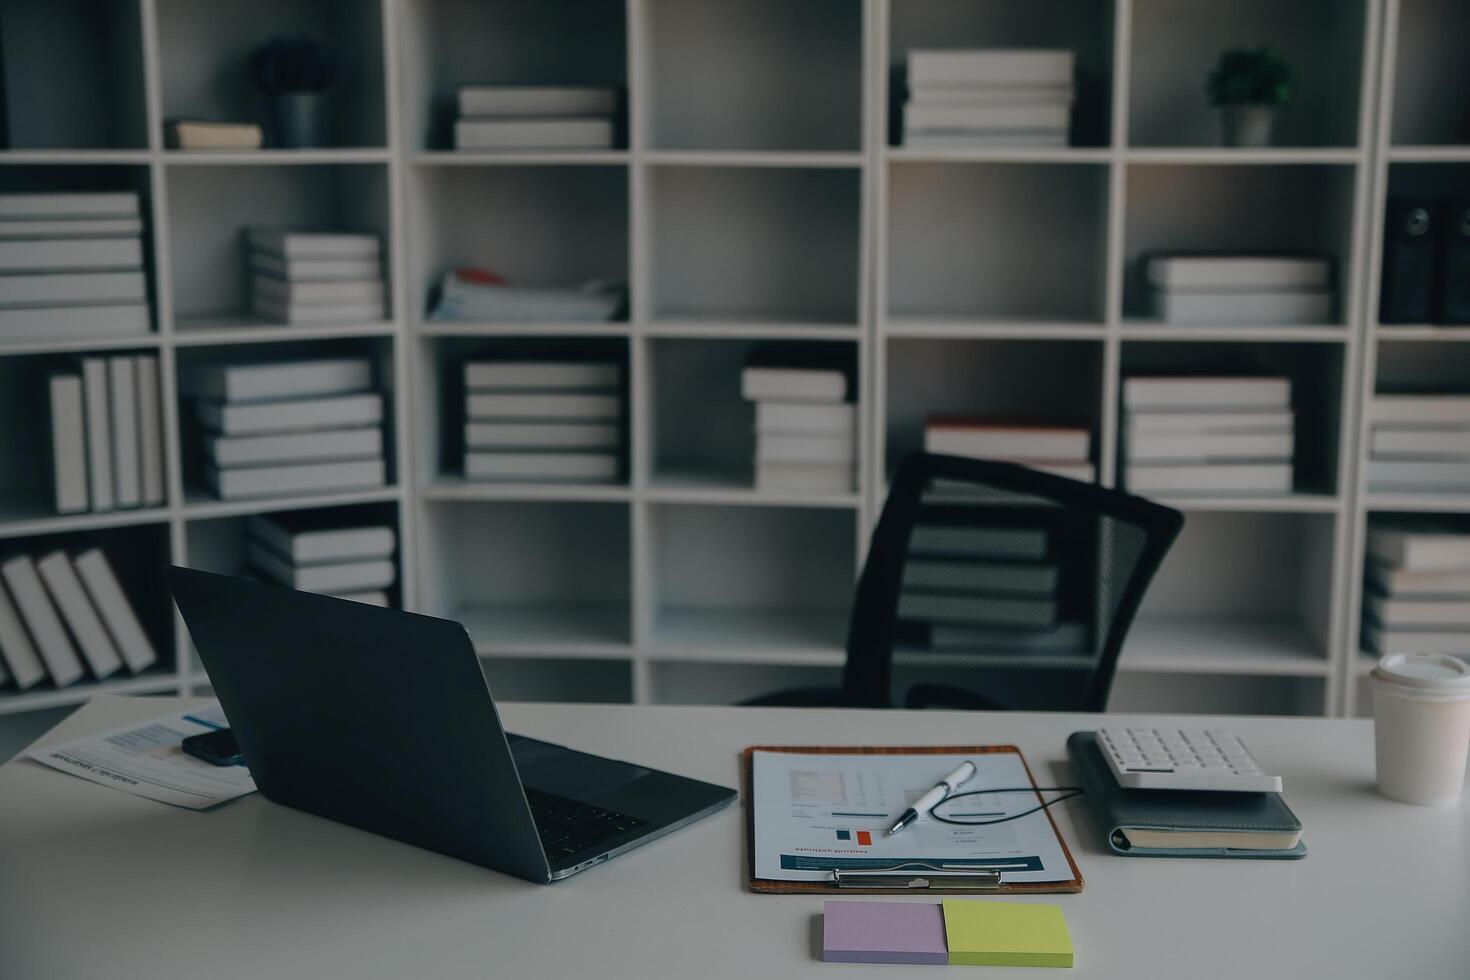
[0,0,1429,720]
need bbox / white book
[1122,377,1291,411]
[464,451,618,482]
[80,357,113,512]
[166,120,263,149]
[1362,622,1470,657]
[908,84,1074,107]
[0,217,143,239]
[72,549,157,674]
[1367,560,1470,598]
[909,526,1047,561]
[756,433,855,465]
[185,358,372,403]
[0,270,147,307]
[0,303,150,338]
[134,356,165,507]
[464,422,618,450]
[454,117,613,150]
[207,426,382,467]
[246,229,380,260]
[897,592,1057,629]
[1370,426,1470,458]
[252,276,384,305]
[755,460,855,493]
[1364,591,1470,628]
[0,556,83,687]
[1366,525,1470,572]
[36,551,123,680]
[907,49,1074,88]
[1367,459,1470,492]
[248,514,396,564]
[924,422,1089,460]
[902,131,1068,148]
[741,368,849,403]
[1125,462,1294,495]
[48,374,88,514]
[457,85,618,117]
[1146,255,1331,291]
[1148,288,1332,325]
[251,253,381,283]
[929,621,1087,654]
[247,541,397,593]
[253,294,385,324]
[903,102,1071,131]
[464,360,620,390]
[0,238,143,272]
[754,402,856,436]
[1124,410,1294,434]
[0,192,139,219]
[1370,395,1470,425]
[466,392,619,420]
[1125,431,1295,462]
[197,393,384,436]
[108,357,140,509]
[206,458,386,500]
[0,581,46,689]
[902,560,1058,596]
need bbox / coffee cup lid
[1371,654,1470,693]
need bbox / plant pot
[1220,104,1276,148]
[272,92,326,149]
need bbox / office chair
[744,452,1183,711]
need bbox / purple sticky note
[822,901,949,965]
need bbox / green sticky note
[941,899,1074,968]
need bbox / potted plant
[249,36,338,149]
[1205,47,1291,148]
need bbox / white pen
[885,761,976,836]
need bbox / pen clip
[831,863,1004,889]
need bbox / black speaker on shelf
[1379,196,1437,324]
[1436,198,1470,324]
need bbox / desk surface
[1,697,1466,980]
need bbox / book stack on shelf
[0,193,149,340]
[0,546,158,691]
[1366,394,1470,495]
[463,358,623,483]
[48,354,165,514]
[1145,254,1333,326]
[185,357,387,500]
[245,512,397,607]
[1122,377,1296,496]
[741,346,856,493]
[429,268,622,324]
[165,119,263,150]
[901,49,1073,149]
[1362,523,1470,658]
[924,419,1094,483]
[453,85,618,151]
[247,230,385,325]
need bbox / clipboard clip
[831,862,1004,889]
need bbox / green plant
[1205,47,1291,107]
[249,36,337,95]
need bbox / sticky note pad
[941,899,1074,968]
[823,901,949,965]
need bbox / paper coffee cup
[1369,654,1470,806]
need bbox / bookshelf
[0,0,1432,722]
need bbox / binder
[1379,197,1436,324]
[742,744,1084,894]
[1437,198,1470,324]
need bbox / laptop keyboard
[524,787,647,862]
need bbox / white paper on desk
[26,702,257,810]
[751,750,1073,884]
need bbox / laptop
[168,567,736,882]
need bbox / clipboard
[741,744,1084,895]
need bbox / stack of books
[902,49,1073,149]
[1362,522,1470,657]
[185,357,387,500]
[1122,377,1296,496]
[247,229,385,325]
[47,354,165,514]
[924,419,1094,483]
[0,546,158,690]
[0,192,149,340]
[246,512,397,607]
[165,119,263,150]
[1145,254,1333,326]
[454,85,618,151]
[741,346,856,493]
[463,359,622,483]
[429,268,623,323]
[1367,394,1470,494]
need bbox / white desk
[1,697,1466,979]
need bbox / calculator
[1096,727,1283,793]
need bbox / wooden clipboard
[741,744,1084,895]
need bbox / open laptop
[168,567,735,882]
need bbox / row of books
[246,229,386,325]
[453,85,618,151]
[0,547,157,690]
[1146,254,1333,326]
[49,354,165,514]
[245,512,397,606]
[740,346,856,493]
[463,359,623,483]
[1380,197,1470,325]
[0,193,149,340]
[1362,522,1470,657]
[182,357,387,500]
[1366,394,1470,494]
[924,420,1093,483]
[902,49,1073,149]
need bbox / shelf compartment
[641,0,861,152]
[886,162,1108,323]
[1127,0,1367,148]
[1389,0,1470,147]
[648,661,840,704]
[1120,618,1329,675]
[646,165,860,325]
[481,656,632,704]
[154,0,387,149]
[1371,343,1470,498]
